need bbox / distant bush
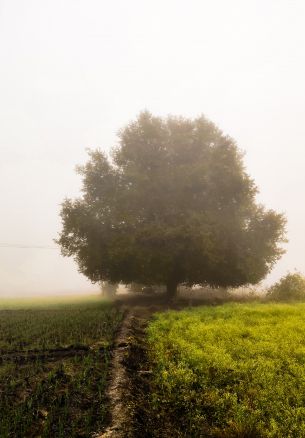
[229,285,262,302]
[267,272,305,301]
[178,286,261,304]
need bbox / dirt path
[99,309,135,437]
[97,296,166,437]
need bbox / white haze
[1,0,305,296]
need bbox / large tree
[57,112,286,299]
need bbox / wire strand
[0,244,58,250]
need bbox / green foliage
[57,112,286,296]
[147,303,305,437]
[0,298,122,437]
[267,272,305,301]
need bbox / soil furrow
[0,345,98,364]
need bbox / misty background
[1,0,304,296]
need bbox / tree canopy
[57,112,286,298]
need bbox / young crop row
[146,303,305,437]
[0,298,123,437]
[0,297,120,352]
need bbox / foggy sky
[1,0,305,296]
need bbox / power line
[0,243,58,250]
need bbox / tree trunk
[166,281,178,301]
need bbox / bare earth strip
[0,345,92,364]
[97,297,164,438]
[99,308,135,437]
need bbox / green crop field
[147,303,305,437]
[0,296,122,438]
